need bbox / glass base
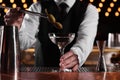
[59,68,72,72]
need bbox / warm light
[0,0,3,3]
[10,0,14,3]
[2,3,6,7]
[105,12,109,17]
[115,12,119,16]
[107,7,112,12]
[21,0,26,3]
[0,13,1,17]
[110,2,114,7]
[113,0,117,2]
[33,0,37,3]
[4,8,8,13]
[97,8,101,12]
[99,3,103,8]
[118,7,120,12]
[12,3,17,8]
[89,0,94,3]
[23,3,28,9]
[101,0,105,2]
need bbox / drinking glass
[108,33,120,49]
[48,33,75,72]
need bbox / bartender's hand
[4,7,24,29]
[59,50,79,72]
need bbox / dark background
[0,0,120,41]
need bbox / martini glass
[48,33,75,72]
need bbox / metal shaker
[0,26,20,73]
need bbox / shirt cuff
[70,47,85,67]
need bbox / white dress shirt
[19,0,99,67]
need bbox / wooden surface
[1,66,120,80]
[1,72,120,80]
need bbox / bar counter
[1,66,120,80]
[1,71,120,80]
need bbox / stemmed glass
[48,33,75,72]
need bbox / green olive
[45,8,63,29]
[54,22,63,29]
[48,14,56,23]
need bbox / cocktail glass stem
[60,47,65,56]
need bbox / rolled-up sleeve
[71,4,99,67]
[19,2,41,50]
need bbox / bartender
[4,0,99,71]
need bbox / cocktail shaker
[0,26,20,73]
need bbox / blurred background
[0,0,120,40]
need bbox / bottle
[0,26,20,73]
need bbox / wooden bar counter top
[1,71,120,80]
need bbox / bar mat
[19,66,95,72]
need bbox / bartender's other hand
[4,7,24,29]
[59,50,79,72]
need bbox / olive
[45,8,63,30]
[54,22,63,29]
[48,14,56,23]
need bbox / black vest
[37,0,89,67]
